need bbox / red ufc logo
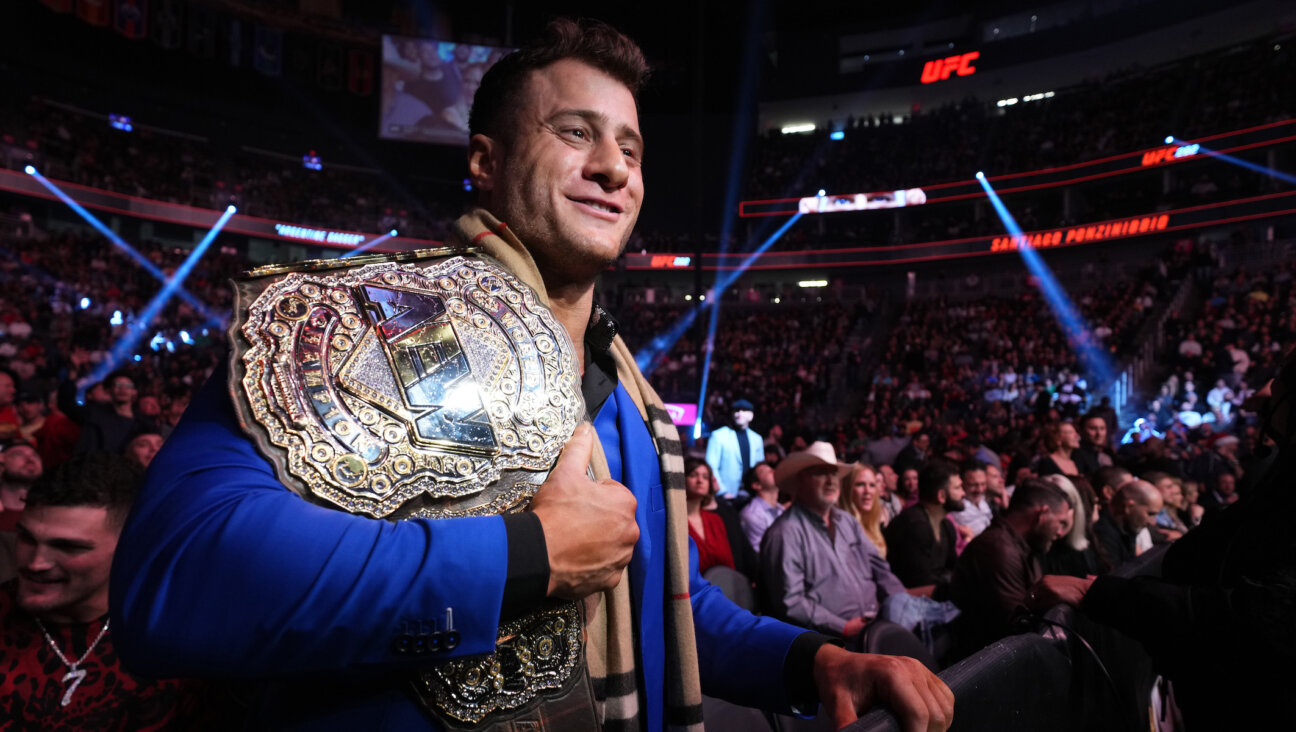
[920,51,979,84]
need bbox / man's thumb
[551,423,594,478]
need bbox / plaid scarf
[451,210,704,731]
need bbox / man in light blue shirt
[706,398,763,498]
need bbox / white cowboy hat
[774,441,852,487]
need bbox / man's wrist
[784,631,839,714]
[500,513,550,619]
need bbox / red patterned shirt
[0,581,199,730]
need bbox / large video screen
[379,35,513,145]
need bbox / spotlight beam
[340,230,398,259]
[82,206,237,398]
[24,166,225,326]
[1167,136,1296,186]
[637,210,806,380]
[975,173,1114,386]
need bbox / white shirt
[949,496,994,537]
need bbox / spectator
[1036,421,1081,477]
[947,479,1073,657]
[884,458,963,591]
[762,442,906,640]
[705,399,764,499]
[1074,410,1113,475]
[738,461,783,553]
[1199,470,1240,517]
[0,440,45,582]
[838,462,888,559]
[684,457,735,574]
[1092,480,1163,569]
[878,464,903,524]
[123,428,165,470]
[1,452,199,726]
[1041,474,1101,577]
[73,373,142,456]
[16,385,80,471]
[949,461,995,541]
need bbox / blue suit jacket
[110,370,805,729]
[706,426,764,497]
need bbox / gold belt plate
[232,251,584,520]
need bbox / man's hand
[843,616,868,639]
[528,424,639,599]
[1028,574,1095,610]
[812,644,953,732]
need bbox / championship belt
[228,247,596,728]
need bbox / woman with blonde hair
[839,462,888,558]
[1041,473,1102,576]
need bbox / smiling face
[16,504,120,623]
[962,468,987,502]
[471,58,644,290]
[1060,423,1081,451]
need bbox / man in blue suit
[110,18,951,732]
[706,399,765,499]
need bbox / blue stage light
[829,131,845,141]
[975,174,1115,388]
[26,169,224,327]
[1166,135,1296,186]
[24,165,35,175]
[179,330,192,345]
[226,205,237,214]
[340,230,397,259]
[133,354,142,362]
[110,310,123,326]
[1164,136,1174,144]
[82,205,236,400]
[79,297,91,310]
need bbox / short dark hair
[24,452,141,527]
[1093,465,1132,492]
[1008,478,1070,514]
[918,458,959,503]
[960,460,988,478]
[742,461,771,491]
[469,18,650,140]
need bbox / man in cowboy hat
[762,441,907,641]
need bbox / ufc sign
[920,51,979,84]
